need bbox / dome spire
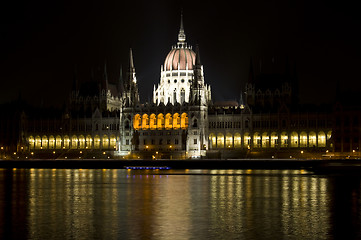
[178,11,186,44]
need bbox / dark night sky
[1,0,361,107]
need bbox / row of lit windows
[165,72,192,77]
[209,131,331,149]
[28,135,117,150]
[133,113,188,130]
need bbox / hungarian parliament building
[11,16,359,159]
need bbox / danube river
[0,168,360,239]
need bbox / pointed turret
[190,45,205,104]
[239,91,245,109]
[122,48,139,107]
[178,11,186,43]
[193,45,203,87]
[129,48,135,71]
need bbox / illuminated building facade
[19,15,337,159]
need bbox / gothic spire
[178,11,186,44]
[127,48,137,85]
[129,48,135,71]
[122,48,140,106]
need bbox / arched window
[157,113,164,129]
[244,132,251,147]
[49,135,55,149]
[94,135,100,149]
[318,131,326,147]
[173,113,180,129]
[63,135,70,149]
[102,135,109,149]
[253,132,261,148]
[262,132,269,148]
[290,132,298,148]
[180,88,185,104]
[133,114,141,130]
[209,133,216,149]
[86,135,92,149]
[35,136,41,149]
[149,114,156,130]
[71,135,78,149]
[110,135,117,149]
[142,114,149,130]
[217,133,224,148]
[165,113,173,129]
[42,135,48,149]
[78,135,85,149]
[55,135,62,149]
[300,132,307,147]
[234,133,241,148]
[280,132,288,147]
[193,118,198,128]
[28,136,35,149]
[327,131,332,140]
[309,131,316,147]
[226,133,233,148]
[270,132,278,148]
[181,113,188,129]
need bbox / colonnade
[133,113,188,130]
[28,134,117,150]
[209,131,331,149]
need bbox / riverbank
[1,159,361,173]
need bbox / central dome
[164,46,196,71]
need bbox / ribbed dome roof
[164,46,195,71]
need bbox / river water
[0,168,360,239]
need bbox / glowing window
[309,132,316,147]
[270,132,278,148]
[133,114,141,130]
[262,132,269,148]
[49,135,55,149]
[165,113,173,130]
[290,132,298,148]
[234,133,241,148]
[102,135,109,149]
[226,133,233,148]
[217,133,224,148]
[142,114,149,130]
[173,113,180,129]
[280,132,288,147]
[300,132,307,147]
[209,133,216,149]
[181,113,188,129]
[157,114,164,130]
[42,135,48,149]
[55,136,62,149]
[318,131,326,147]
[149,114,156,130]
[78,135,85,149]
[253,132,261,148]
[71,135,78,149]
[244,133,251,147]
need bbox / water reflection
[0,169,361,239]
